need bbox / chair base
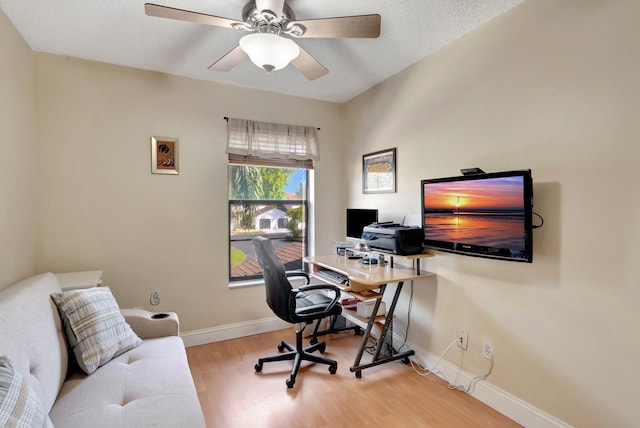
[255,327,338,388]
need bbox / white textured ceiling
[0,0,525,103]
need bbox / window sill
[229,278,265,289]
[228,276,308,289]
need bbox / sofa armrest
[120,309,180,339]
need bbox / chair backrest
[252,236,293,323]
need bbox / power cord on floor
[378,260,494,394]
[410,337,495,394]
[410,337,458,378]
[364,335,378,355]
[449,353,494,394]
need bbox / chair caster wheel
[318,342,327,354]
[286,377,295,388]
[329,364,337,375]
[255,363,263,372]
[355,371,362,379]
[277,343,286,352]
[309,337,318,345]
[355,327,363,336]
[402,357,410,364]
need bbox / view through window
[228,165,308,281]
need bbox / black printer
[361,222,424,255]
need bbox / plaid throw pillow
[0,356,51,428]
[51,287,142,375]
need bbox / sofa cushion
[0,356,52,428]
[51,287,142,375]
[0,273,68,414]
[49,336,205,428]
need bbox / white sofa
[0,273,205,427]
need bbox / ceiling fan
[145,0,381,80]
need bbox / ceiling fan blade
[289,14,381,39]
[291,45,328,80]
[145,3,245,29]
[208,45,248,72]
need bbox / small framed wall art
[151,136,179,175]
[362,148,396,193]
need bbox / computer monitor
[346,208,378,241]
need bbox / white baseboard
[408,341,571,428]
[180,316,290,348]
[182,319,569,428]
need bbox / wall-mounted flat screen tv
[421,170,533,262]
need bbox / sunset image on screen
[423,176,525,250]
[424,176,524,213]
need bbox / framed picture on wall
[362,148,396,193]
[151,136,179,174]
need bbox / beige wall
[344,0,640,426]
[4,0,640,425]
[33,54,346,331]
[0,9,37,288]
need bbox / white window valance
[226,118,320,162]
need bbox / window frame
[227,167,310,283]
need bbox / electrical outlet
[150,291,160,306]
[482,339,493,359]
[457,328,468,350]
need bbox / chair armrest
[290,283,342,320]
[285,270,310,284]
[296,283,341,294]
[120,308,180,339]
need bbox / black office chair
[252,236,342,388]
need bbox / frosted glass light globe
[240,33,300,72]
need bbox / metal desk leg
[371,281,403,362]
[350,282,415,377]
[350,284,386,378]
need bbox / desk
[304,253,434,378]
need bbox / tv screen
[346,208,379,240]
[421,170,533,262]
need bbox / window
[228,165,308,281]
[225,117,319,283]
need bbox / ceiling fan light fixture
[239,33,300,72]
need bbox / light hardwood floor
[187,328,521,428]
